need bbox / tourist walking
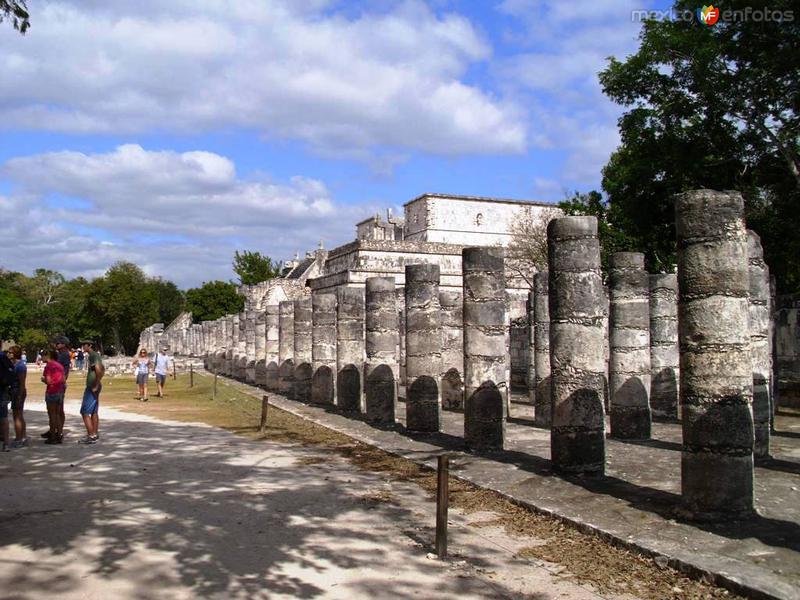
[76,348,84,371]
[42,349,66,444]
[7,346,28,448]
[79,340,104,445]
[133,349,152,402]
[153,347,172,398]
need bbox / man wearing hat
[78,340,104,444]
[153,347,173,398]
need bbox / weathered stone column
[748,230,772,459]
[609,252,652,440]
[254,310,266,386]
[405,264,442,432]
[265,305,280,364]
[649,273,679,420]
[365,277,399,424]
[676,189,754,519]
[532,272,551,428]
[311,291,337,405]
[278,301,294,365]
[237,311,247,379]
[245,310,257,383]
[230,313,240,375]
[255,310,266,361]
[440,290,464,375]
[336,287,365,411]
[462,248,507,451]
[548,216,606,475]
[439,290,464,410]
[293,298,313,366]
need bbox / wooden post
[173,365,177,380]
[213,369,218,400]
[260,395,270,433]
[190,364,194,388]
[436,454,449,559]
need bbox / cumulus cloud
[495,0,644,186]
[0,0,525,157]
[1,145,374,287]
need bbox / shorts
[45,392,64,405]
[136,372,148,385]
[80,385,102,416]
[155,373,166,385]
[10,391,24,412]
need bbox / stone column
[230,314,240,375]
[245,310,257,383]
[265,305,280,364]
[278,301,294,365]
[649,273,679,420]
[254,310,266,386]
[532,272,551,427]
[462,248,507,451]
[748,230,771,459]
[365,277,399,424]
[255,310,266,361]
[404,264,442,432]
[439,290,464,375]
[609,252,652,440]
[548,216,606,475]
[676,189,753,519]
[293,298,313,366]
[311,291,337,405]
[440,290,464,410]
[336,287,365,412]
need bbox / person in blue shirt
[8,346,28,448]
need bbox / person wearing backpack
[0,349,15,452]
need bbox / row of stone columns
[192,189,767,521]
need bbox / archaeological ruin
[139,189,797,523]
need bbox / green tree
[86,262,159,354]
[185,281,244,323]
[599,0,800,290]
[16,327,48,359]
[232,250,281,286]
[147,278,186,325]
[0,282,28,341]
[0,0,29,33]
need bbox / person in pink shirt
[42,349,66,444]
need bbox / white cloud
[495,0,645,186]
[0,145,375,287]
[0,0,526,157]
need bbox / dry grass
[41,372,744,600]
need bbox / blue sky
[0,0,669,288]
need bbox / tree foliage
[0,0,29,33]
[232,250,281,286]
[185,280,244,323]
[599,0,800,290]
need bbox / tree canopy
[598,0,800,291]
[185,280,244,323]
[232,250,281,286]
[0,0,29,33]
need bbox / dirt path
[1,399,624,600]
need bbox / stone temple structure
[140,187,794,523]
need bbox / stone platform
[225,376,800,600]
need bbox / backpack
[0,353,15,391]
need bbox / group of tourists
[35,347,86,371]
[0,337,104,451]
[131,347,173,402]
